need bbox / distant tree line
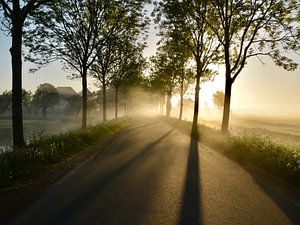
[0,82,142,119]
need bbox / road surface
[12,118,300,225]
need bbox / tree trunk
[221,40,232,134]
[192,75,200,132]
[102,82,106,122]
[179,80,184,120]
[166,91,172,118]
[221,77,232,134]
[10,18,25,148]
[115,88,118,119]
[81,68,88,128]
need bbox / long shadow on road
[179,127,202,225]
[249,172,300,224]
[14,128,175,225]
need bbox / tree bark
[179,79,184,120]
[102,82,106,122]
[221,39,232,134]
[10,16,25,148]
[81,68,88,128]
[166,91,172,118]
[221,76,232,134]
[115,88,118,119]
[192,74,200,132]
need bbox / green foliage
[212,91,225,109]
[32,83,59,116]
[0,119,127,188]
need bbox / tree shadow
[246,168,300,224]
[179,126,202,225]
[26,128,175,225]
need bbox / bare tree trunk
[102,82,106,122]
[11,17,25,148]
[166,91,172,118]
[192,75,200,132]
[179,80,184,120]
[115,88,118,119]
[221,41,232,134]
[221,77,232,134]
[81,68,88,128]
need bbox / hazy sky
[0,11,300,117]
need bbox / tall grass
[166,118,300,186]
[0,119,127,188]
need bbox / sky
[1,9,300,118]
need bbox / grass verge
[165,117,300,187]
[0,118,128,189]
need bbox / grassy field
[199,116,300,147]
[0,118,85,147]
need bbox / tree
[25,0,128,128]
[149,44,179,118]
[0,90,12,116]
[67,95,81,115]
[90,0,149,122]
[22,89,32,112]
[212,91,224,110]
[0,0,53,147]
[154,0,220,130]
[32,83,59,118]
[207,0,300,133]
[110,39,146,119]
[177,68,194,120]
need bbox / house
[56,86,78,98]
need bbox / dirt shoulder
[0,131,121,225]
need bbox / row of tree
[151,0,300,133]
[1,0,299,147]
[0,0,149,147]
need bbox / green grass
[0,118,128,189]
[166,118,300,186]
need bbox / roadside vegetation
[166,117,300,186]
[0,119,127,189]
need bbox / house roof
[56,87,78,97]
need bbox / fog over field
[2,85,300,148]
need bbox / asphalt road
[12,118,300,225]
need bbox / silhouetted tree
[212,91,224,110]
[25,0,127,128]
[67,95,81,115]
[207,0,300,133]
[90,0,149,121]
[149,44,179,118]
[154,0,220,130]
[110,39,146,119]
[0,90,12,116]
[0,0,53,147]
[178,68,194,120]
[32,83,59,118]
